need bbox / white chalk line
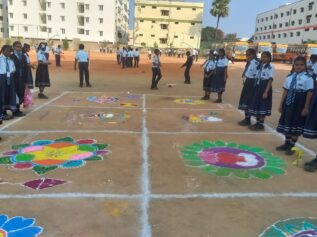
[0,91,69,131]
[141,94,152,237]
[2,192,317,200]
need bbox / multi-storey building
[254,0,317,44]
[134,0,204,49]
[0,0,129,43]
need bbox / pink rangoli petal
[97,150,110,155]
[22,145,44,153]
[3,150,19,156]
[71,152,94,161]
[13,163,33,169]
[76,139,95,144]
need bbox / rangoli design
[182,114,222,123]
[0,215,43,237]
[181,140,286,179]
[120,103,138,108]
[22,178,68,190]
[260,218,317,237]
[0,137,111,175]
[174,99,206,105]
[87,96,119,104]
[87,111,130,124]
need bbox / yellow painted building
[134,0,204,49]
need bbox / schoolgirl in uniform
[276,56,314,155]
[238,48,259,126]
[54,45,62,67]
[151,48,162,90]
[22,43,35,89]
[303,58,317,171]
[201,50,216,100]
[74,44,91,87]
[248,51,274,131]
[134,48,140,68]
[1,45,17,123]
[35,43,50,99]
[211,48,228,103]
[11,41,25,117]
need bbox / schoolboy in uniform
[74,44,91,87]
[116,47,122,65]
[181,51,193,84]
[54,45,62,67]
[151,49,162,89]
[134,48,140,68]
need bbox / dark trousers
[134,57,139,68]
[184,67,191,83]
[122,57,126,68]
[55,54,61,66]
[117,55,121,64]
[79,62,90,86]
[151,68,162,88]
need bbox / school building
[0,0,129,44]
[254,0,317,44]
[133,0,204,49]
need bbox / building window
[307,15,312,23]
[260,27,262,31]
[256,27,258,32]
[85,4,89,10]
[78,28,84,34]
[265,17,268,21]
[280,13,284,17]
[0,4,2,9]
[161,10,169,16]
[47,15,52,21]
[298,19,302,24]
[269,25,271,29]
[9,13,13,18]
[279,23,282,28]
[259,36,262,40]
[286,11,290,16]
[47,2,51,7]
[47,28,51,33]
[257,19,259,23]
[85,30,89,35]
[263,36,266,39]
[264,26,267,30]
[22,0,27,6]
[308,2,314,10]
[0,16,3,21]
[152,21,156,23]
[98,5,103,11]
[85,17,89,23]
[0,28,3,32]
[98,31,103,36]
[270,16,273,20]
[160,24,168,30]
[278,34,281,38]
[177,7,181,10]
[139,34,143,36]
[190,36,194,39]
[191,22,195,25]
[140,20,144,22]
[261,18,263,22]
[285,22,289,27]
[175,22,179,24]
[159,38,167,44]
[300,7,304,12]
[174,35,178,38]
[23,26,28,32]
[254,36,257,40]
[99,18,103,24]
[290,32,294,37]
[60,16,65,21]
[61,28,65,34]
[152,6,157,9]
[151,34,155,37]
[192,8,196,11]
[291,21,295,26]
[283,33,287,37]
[9,0,12,5]
[274,13,278,19]
[60,2,65,8]
[23,13,27,19]
[296,31,300,36]
[10,25,14,31]
[272,34,275,39]
[141,5,145,8]
[293,9,297,14]
[268,35,270,39]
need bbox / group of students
[116,47,140,69]
[235,48,317,172]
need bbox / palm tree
[210,0,230,42]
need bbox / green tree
[201,27,224,42]
[153,42,158,49]
[210,0,230,42]
[62,38,69,50]
[224,33,237,42]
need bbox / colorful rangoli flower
[181,140,286,179]
[0,137,111,175]
[174,99,205,105]
[260,218,317,237]
[87,96,119,104]
[0,215,43,237]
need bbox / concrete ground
[0,52,316,237]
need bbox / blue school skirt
[203,70,215,92]
[277,91,309,136]
[210,66,226,93]
[303,85,317,138]
[238,77,255,111]
[35,64,50,87]
[1,74,17,111]
[247,79,272,116]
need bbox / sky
[129,0,298,38]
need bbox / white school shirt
[75,50,89,62]
[283,72,314,92]
[37,51,48,63]
[24,53,30,64]
[244,59,260,79]
[216,57,229,67]
[55,48,61,55]
[122,50,128,57]
[203,59,216,72]
[128,51,134,57]
[116,49,122,55]
[311,62,317,77]
[152,54,160,68]
[256,63,275,80]
[134,51,140,57]
[45,45,50,53]
[0,55,16,74]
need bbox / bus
[272,44,288,62]
[225,41,249,61]
[286,44,317,63]
[255,42,273,54]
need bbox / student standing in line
[11,41,25,116]
[276,56,314,155]
[22,43,35,89]
[122,47,127,69]
[35,43,51,99]
[210,48,229,103]
[1,45,17,122]
[128,48,134,67]
[150,49,162,90]
[44,42,50,62]
[247,51,274,131]
[134,48,140,68]
[54,45,62,67]
[181,51,193,84]
[116,47,122,65]
[238,48,260,126]
[201,50,216,100]
[74,44,91,87]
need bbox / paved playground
[0,53,316,237]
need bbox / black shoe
[38,93,49,99]
[213,99,223,103]
[276,143,289,151]
[304,158,317,172]
[3,114,13,120]
[201,95,209,100]
[249,123,264,131]
[238,119,251,126]
[151,86,158,90]
[13,110,25,117]
[285,146,295,156]
[79,84,83,87]
[184,81,191,84]
[86,84,92,87]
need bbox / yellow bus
[225,41,249,61]
[255,42,273,54]
[272,44,288,62]
[286,44,317,62]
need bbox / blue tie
[286,73,298,105]
[5,58,10,85]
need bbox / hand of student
[301,108,309,117]
[262,92,268,99]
